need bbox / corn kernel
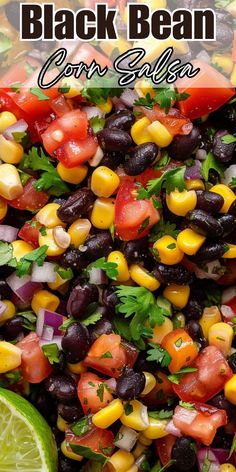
[210,184,236,213]
[163,284,190,309]
[212,53,233,74]
[131,118,152,145]
[108,450,135,472]
[92,399,124,429]
[60,77,82,98]
[91,197,115,229]
[166,190,197,216]
[0,164,23,200]
[38,228,66,256]
[153,235,184,265]
[0,198,7,221]
[139,434,153,446]
[0,341,21,373]
[57,162,88,184]
[185,179,205,191]
[107,251,129,282]
[143,417,168,440]
[231,63,236,86]
[208,322,234,357]
[98,98,112,114]
[148,317,173,344]
[0,136,23,164]
[137,0,166,10]
[12,240,34,261]
[68,218,91,248]
[36,203,64,229]
[0,111,17,133]
[129,264,160,291]
[224,374,236,405]
[141,372,156,396]
[135,79,155,98]
[177,229,206,256]
[67,361,87,374]
[199,306,222,339]
[147,121,173,147]
[120,400,149,431]
[220,464,236,472]
[91,166,120,198]
[31,289,60,315]
[57,415,68,432]
[126,466,138,472]
[132,442,147,459]
[48,272,68,291]
[61,440,83,461]
[223,244,236,259]
[0,300,16,326]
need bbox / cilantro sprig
[42,343,60,364]
[0,241,48,278]
[201,152,225,181]
[137,167,186,200]
[168,367,198,384]
[84,257,118,280]
[146,344,172,366]
[134,88,189,114]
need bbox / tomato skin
[77,373,113,414]
[135,105,193,136]
[56,136,98,168]
[173,346,233,403]
[0,58,40,89]
[17,333,52,383]
[66,423,114,457]
[115,180,160,241]
[84,334,127,378]
[155,435,176,466]
[8,178,49,212]
[18,220,41,248]
[161,328,199,374]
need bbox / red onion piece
[195,260,222,280]
[7,272,42,303]
[222,286,236,304]
[83,106,104,120]
[36,308,65,337]
[39,336,62,350]
[221,305,235,319]
[3,119,28,141]
[42,325,54,341]
[197,448,220,472]
[112,97,127,111]
[211,449,229,465]
[89,268,108,285]
[120,89,139,107]
[105,378,117,393]
[173,406,198,426]
[0,225,18,242]
[31,262,57,283]
[165,420,182,437]
[0,301,6,317]
[185,160,202,180]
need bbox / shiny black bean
[153,263,194,285]
[191,240,226,263]
[116,367,145,401]
[196,190,224,215]
[60,249,87,272]
[100,152,123,170]
[97,128,132,152]
[229,200,236,217]
[171,437,197,471]
[105,110,135,131]
[228,352,236,373]
[208,168,220,185]
[67,284,99,318]
[5,1,20,29]
[58,401,83,423]
[123,142,158,176]
[57,188,94,224]
[44,374,77,403]
[52,352,66,373]
[33,391,57,425]
[0,280,11,301]
[123,237,149,264]
[213,130,235,163]
[2,316,23,341]
[187,210,223,237]
[211,429,232,450]
[185,320,206,349]
[167,126,201,160]
[209,394,235,417]
[102,286,119,314]
[215,104,236,132]
[215,22,234,47]
[62,323,90,363]
[4,208,32,229]
[217,214,236,237]
[85,231,114,260]
[216,8,234,25]
[58,454,78,472]
[134,351,157,374]
[89,318,113,343]
[183,299,203,322]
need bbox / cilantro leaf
[228,434,236,458]
[230,177,236,188]
[15,245,48,277]
[97,383,106,402]
[10,82,22,93]
[71,417,90,437]
[134,88,189,114]
[146,344,172,366]
[84,257,118,280]
[25,62,37,79]
[179,401,195,410]
[81,84,122,106]
[124,403,133,416]
[150,460,176,472]
[221,134,236,144]
[55,266,74,280]
[0,242,13,266]
[149,217,179,242]
[82,312,103,327]
[70,444,108,464]
[90,116,105,134]
[168,367,198,384]
[42,343,60,364]
[12,131,28,144]
[201,453,211,472]
[0,32,12,54]
[17,311,36,331]
[149,409,173,420]
[137,167,186,200]
[154,151,170,170]
[30,88,50,101]
[201,152,225,181]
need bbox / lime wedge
[0,387,57,472]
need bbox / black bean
[208,168,220,185]
[97,128,132,152]
[102,286,119,314]
[190,240,226,263]
[5,1,20,29]
[67,284,99,318]
[214,104,236,132]
[229,200,236,217]
[167,126,201,160]
[85,231,114,260]
[213,130,235,163]
[171,437,197,471]
[187,210,223,237]
[209,394,235,417]
[228,352,236,373]
[216,8,234,25]
[116,367,145,401]
[211,429,232,450]
[4,208,32,229]
[57,188,94,224]
[123,237,149,264]
[215,22,234,47]
[2,316,23,341]
[58,401,83,423]
[0,280,11,301]
[52,352,66,373]
[217,214,236,237]
[100,152,123,170]
[62,323,90,362]
[183,299,203,322]
[89,318,113,343]
[196,190,224,215]
[134,351,157,374]
[33,391,57,425]
[58,454,78,472]
[44,374,77,403]
[60,249,87,272]
[123,143,158,176]
[153,263,194,285]
[185,320,206,349]
[105,110,135,131]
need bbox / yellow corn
[31,289,60,315]
[163,284,190,309]
[227,0,236,16]
[143,417,168,440]
[91,166,120,198]
[135,79,155,98]
[147,121,173,148]
[177,229,206,256]
[208,322,234,357]
[0,136,24,164]
[0,164,23,200]
[223,244,236,259]
[61,440,83,461]
[141,372,156,396]
[231,64,236,86]
[199,306,222,339]
[98,98,112,114]
[224,375,236,405]
[137,0,166,9]
[126,466,138,472]
[132,442,147,459]
[36,203,64,228]
[100,38,132,56]
[60,77,82,98]
[48,272,68,291]
[0,198,7,220]
[120,400,149,431]
[139,434,153,446]
[0,111,17,133]
[38,228,66,256]
[0,300,16,326]
[67,361,87,374]
[92,399,124,429]
[131,118,152,145]
[212,53,233,74]
[166,190,197,216]
[0,341,21,373]
[12,240,34,261]
[185,179,205,191]
[129,264,160,291]
[220,464,236,472]
[107,251,130,282]
[68,219,91,248]
[91,197,115,229]
[108,450,135,472]
[57,162,88,184]
[210,185,236,213]
[153,235,184,265]
[148,317,173,344]
[57,415,68,432]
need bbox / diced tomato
[155,435,176,466]
[18,220,41,248]
[173,346,233,403]
[8,178,49,212]
[17,333,52,383]
[135,105,193,136]
[217,261,236,285]
[66,421,114,457]
[115,180,160,241]
[173,403,227,446]
[56,136,98,168]
[0,57,40,90]
[226,296,236,314]
[122,341,139,367]
[143,371,173,407]
[161,328,199,374]
[72,43,112,70]
[176,60,235,120]
[77,373,113,414]
[84,334,128,378]
[50,95,72,117]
